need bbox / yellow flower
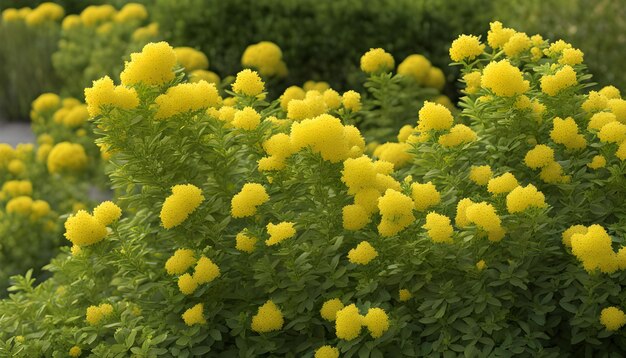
[540,66,577,96]
[588,112,617,131]
[232,69,265,96]
[192,256,220,284]
[524,145,554,169]
[481,60,529,97]
[160,184,204,229]
[550,117,586,150]
[600,307,626,331]
[423,212,453,243]
[438,124,477,147]
[335,304,363,340]
[559,48,584,65]
[280,86,306,111]
[69,346,82,357]
[182,303,205,326]
[114,3,148,23]
[92,201,122,226]
[251,300,284,333]
[360,48,394,74]
[32,93,60,113]
[487,173,518,195]
[608,99,626,123]
[506,184,546,214]
[469,165,492,185]
[321,298,345,321]
[290,114,364,162]
[424,67,445,90]
[8,159,25,175]
[342,204,370,231]
[232,107,261,130]
[64,211,108,246]
[587,155,606,170]
[315,346,340,358]
[80,5,116,26]
[476,260,487,271]
[154,81,220,119]
[503,32,531,57]
[539,161,569,184]
[347,241,378,265]
[582,91,609,113]
[487,21,515,49]
[178,273,198,295]
[410,182,440,211]
[235,232,258,253]
[463,71,482,94]
[598,121,626,143]
[266,222,296,246]
[599,86,621,100]
[373,142,412,169]
[451,34,487,61]
[189,70,220,85]
[377,189,415,237]
[84,76,139,116]
[25,2,64,26]
[397,54,432,83]
[399,289,412,302]
[562,225,587,247]
[174,47,209,71]
[6,196,33,216]
[342,90,361,112]
[363,307,389,338]
[132,23,159,41]
[465,202,504,241]
[231,183,269,218]
[120,42,177,86]
[86,303,113,325]
[165,249,196,275]
[2,180,32,198]
[455,198,475,228]
[570,225,618,274]
[242,41,287,77]
[417,101,453,131]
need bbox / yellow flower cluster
[587,155,607,170]
[600,307,626,331]
[84,76,139,116]
[469,165,492,186]
[154,81,220,119]
[160,184,204,229]
[235,232,258,253]
[360,48,394,74]
[315,346,339,358]
[65,201,121,246]
[1,180,32,198]
[423,212,453,243]
[342,90,361,112]
[503,32,531,57]
[588,112,617,131]
[506,184,546,214]
[165,249,196,275]
[251,300,284,333]
[231,183,269,218]
[232,107,261,130]
[24,2,64,26]
[174,47,209,72]
[120,42,177,86]
[182,303,205,326]
[550,117,586,150]
[449,35,485,62]
[320,299,344,321]
[481,60,529,97]
[524,144,569,183]
[374,142,412,169]
[417,101,453,131]
[113,3,148,23]
[562,224,588,247]
[463,71,482,94]
[487,21,515,49]
[132,22,159,41]
[47,142,87,174]
[541,65,578,96]
[363,307,390,338]
[266,222,296,246]
[598,121,626,144]
[232,69,265,96]
[189,70,220,85]
[438,124,477,147]
[290,114,365,162]
[259,133,293,171]
[559,48,584,66]
[69,346,82,357]
[342,204,370,231]
[242,41,288,77]
[399,289,412,301]
[397,54,432,84]
[347,241,378,265]
[335,304,363,340]
[410,182,440,211]
[32,93,60,114]
[378,189,415,237]
[86,303,113,325]
[458,200,505,242]
[487,173,518,195]
[570,225,625,274]
[286,90,328,120]
[80,5,116,26]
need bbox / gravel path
[0,122,35,145]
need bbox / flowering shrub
[2,21,626,357]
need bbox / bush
[2,22,626,355]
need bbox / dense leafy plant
[2,22,626,357]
